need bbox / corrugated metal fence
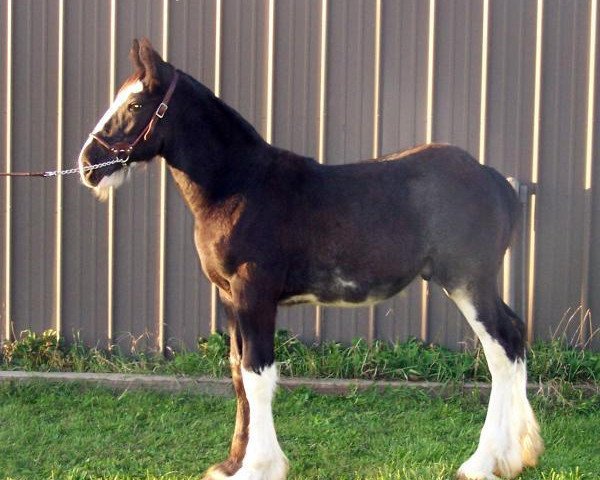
[0,0,598,351]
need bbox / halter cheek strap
[90,70,180,158]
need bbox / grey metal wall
[1,0,598,351]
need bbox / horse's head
[78,38,177,199]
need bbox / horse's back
[273,143,518,266]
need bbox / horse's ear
[138,37,165,91]
[129,39,145,76]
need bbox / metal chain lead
[42,157,129,177]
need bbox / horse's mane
[184,71,265,146]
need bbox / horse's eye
[127,102,142,113]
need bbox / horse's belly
[279,270,407,307]
[279,292,386,307]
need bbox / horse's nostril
[81,160,89,172]
[79,157,95,183]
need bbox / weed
[528,340,599,383]
[1,330,598,384]
[1,329,66,370]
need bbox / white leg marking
[452,289,542,480]
[229,364,288,480]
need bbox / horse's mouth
[81,161,132,201]
[79,155,115,187]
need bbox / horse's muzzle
[79,155,124,188]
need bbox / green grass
[0,382,597,480]
[2,330,599,384]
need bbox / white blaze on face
[78,79,144,194]
[91,79,144,134]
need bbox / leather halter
[90,70,179,158]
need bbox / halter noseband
[89,70,179,159]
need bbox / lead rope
[0,156,129,178]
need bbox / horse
[78,38,543,480]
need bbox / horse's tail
[484,165,522,244]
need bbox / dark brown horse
[78,38,543,480]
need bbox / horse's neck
[168,165,208,219]
[163,74,272,214]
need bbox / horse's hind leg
[449,283,543,480]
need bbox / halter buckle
[155,103,169,119]
[110,145,133,155]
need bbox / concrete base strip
[0,371,597,398]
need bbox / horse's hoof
[455,474,499,480]
[202,455,288,480]
[456,454,501,480]
[456,452,526,480]
[201,471,233,480]
[201,459,242,480]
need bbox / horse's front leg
[203,265,288,480]
[203,302,250,478]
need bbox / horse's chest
[193,232,232,286]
